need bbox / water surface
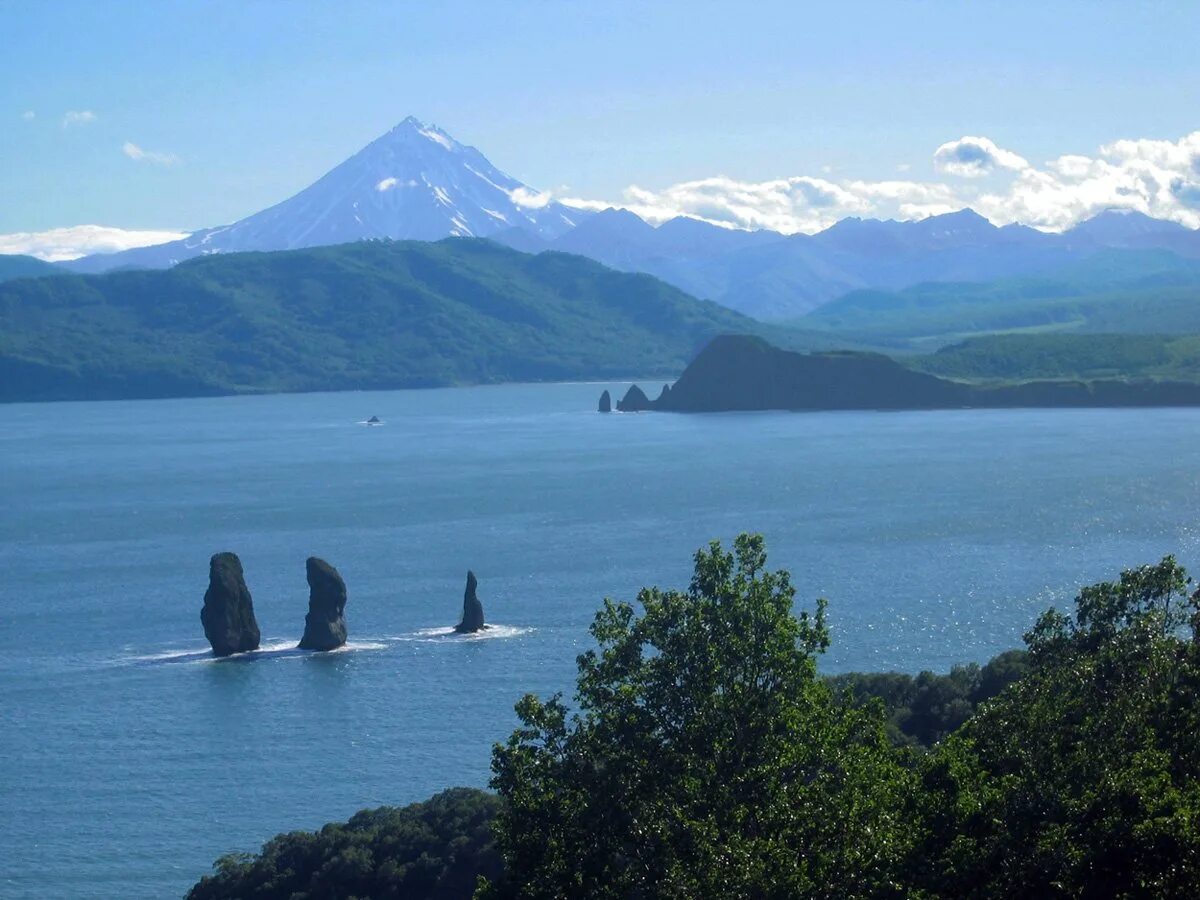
[3,383,1198,898]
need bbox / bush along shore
[190,535,1200,899]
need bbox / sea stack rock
[201,552,261,657]
[454,570,487,633]
[617,384,651,412]
[598,390,612,413]
[299,557,348,651]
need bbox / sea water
[2,382,1198,898]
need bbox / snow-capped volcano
[67,117,585,271]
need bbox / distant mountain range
[14,116,1200,323]
[495,206,1200,320]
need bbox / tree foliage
[186,788,502,900]
[483,534,916,899]
[915,556,1200,898]
[828,649,1030,747]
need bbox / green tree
[915,557,1200,898]
[482,534,915,899]
[187,788,502,900]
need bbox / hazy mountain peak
[926,208,993,227]
[66,118,584,272]
[591,207,654,228]
[383,116,461,151]
[1071,207,1192,238]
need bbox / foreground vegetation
[188,789,501,900]
[192,536,1200,898]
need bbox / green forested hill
[0,238,763,402]
[800,249,1200,348]
[911,332,1200,383]
[0,254,63,283]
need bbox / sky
[3,0,1200,258]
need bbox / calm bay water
[2,382,1198,898]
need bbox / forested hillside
[0,239,760,401]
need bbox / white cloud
[0,225,188,262]
[61,110,97,127]
[557,130,1200,234]
[375,177,417,192]
[122,141,180,166]
[933,136,1029,178]
[21,110,35,121]
[972,130,1200,231]
[509,186,553,209]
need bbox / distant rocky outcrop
[598,390,612,413]
[454,571,487,634]
[299,557,348,651]
[616,384,651,412]
[623,334,1200,414]
[201,552,261,657]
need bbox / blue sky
[3,1,1200,255]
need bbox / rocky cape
[612,335,1200,414]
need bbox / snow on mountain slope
[66,117,585,272]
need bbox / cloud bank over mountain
[5,127,1199,261]
[0,225,189,262]
[564,130,1200,235]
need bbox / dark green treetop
[916,556,1200,899]
[482,533,916,899]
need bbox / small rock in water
[598,390,612,413]
[299,557,348,651]
[616,384,651,412]
[201,552,261,657]
[454,570,487,633]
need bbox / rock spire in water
[201,552,261,657]
[598,390,612,413]
[298,557,348,651]
[454,570,487,633]
[616,384,651,412]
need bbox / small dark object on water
[366,415,381,425]
[454,570,487,633]
[598,390,612,413]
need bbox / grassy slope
[0,238,799,402]
[910,333,1200,384]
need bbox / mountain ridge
[44,117,1200,321]
[0,238,767,402]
